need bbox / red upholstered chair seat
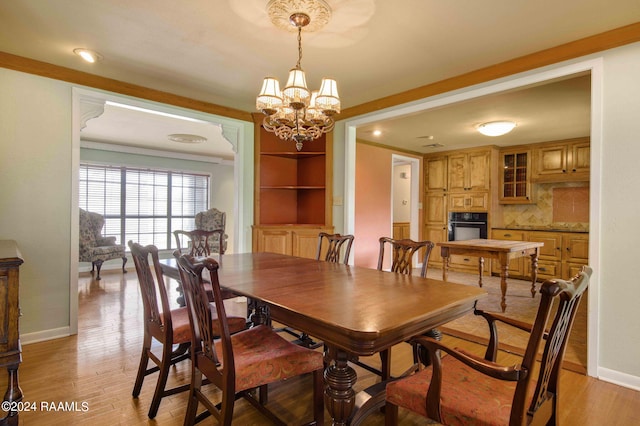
[386,355,526,425]
[168,306,246,343]
[213,324,325,392]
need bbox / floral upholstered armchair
[79,208,127,280]
[194,208,228,254]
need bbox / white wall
[598,42,640,381]
[392,163,411,222]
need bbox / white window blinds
[79,164,209,250]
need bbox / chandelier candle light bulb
[256,0,340,151]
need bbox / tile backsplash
[502,182,589,231]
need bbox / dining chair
[372,237,436,381]
[173,229,225,258]
[316,232,355,264]
[176,254,325,426]
[384,266,592,425]
[128,241,245,419]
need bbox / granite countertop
[492,226,589,234]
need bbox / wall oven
[448,212,488,241]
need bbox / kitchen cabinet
[492,229,589,280]
[499,148,534,204]
[424,224,447,265]
[490,229,529,277]
[448,149,491,192]
[424,155,448,191]
[448,191,489,212]
[532,137,590,182]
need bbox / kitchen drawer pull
[504,233,512,237]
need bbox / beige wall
[0,69,73,335]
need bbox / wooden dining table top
[160,252,487,356]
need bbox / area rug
[426,268,587,374]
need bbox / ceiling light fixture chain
[256,0,340,151]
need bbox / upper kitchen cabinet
[448,148,492,192]
[424,155,448,191]
[532,137,590,182]
[499,148,534,204]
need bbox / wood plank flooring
[2,269,639,425]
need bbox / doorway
[343,58,602,376]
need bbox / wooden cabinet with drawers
[447,149,491,192]
[252,225,333,259]
[492,229,589,281]
[1,240,23,425]
[532,137,590,182]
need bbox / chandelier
[256,0,340,151]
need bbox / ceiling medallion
[267,0,332,33]
[168,134,207,144]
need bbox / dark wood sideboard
[0,240,23,426]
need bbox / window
[79,164,209,250]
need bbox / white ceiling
[1,1,637,154]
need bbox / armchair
[194,208,228,254]
[79,208,127,280]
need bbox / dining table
[159,252,486,425]
[438,238,544,312]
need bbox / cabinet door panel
[467,151,490,190]
[424,225,447,265]
[536,145,568,175]
[571,142,591,173]
[447,155,467,191]
[255,230,291,255]
[564,235,589,263]
[528,232,562,260]
[425,156,448,191]
[467,192,488,210]
[425,193,447,223]
[292,230,321,259]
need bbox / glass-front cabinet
[499,148,534,204]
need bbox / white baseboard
[597,366,640,391]
[21,326,72,345]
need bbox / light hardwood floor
[3,269,639,425]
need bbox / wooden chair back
[128,241,172,339]
[128,241,191,418]
[316,232,354,264]
[173,229,225,258]
[377,237,435,278]
[385,266,592,425]
[176,254,324,425]
[176,255,228,376]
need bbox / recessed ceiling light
[73,48,102,63]
[372,130,382,137]
[476,121,517,137]
[168,134,207,144]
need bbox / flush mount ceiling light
[476,121,517,137]
[168,134,207,144]
[73,48,102,63]
[256,0,340,151]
